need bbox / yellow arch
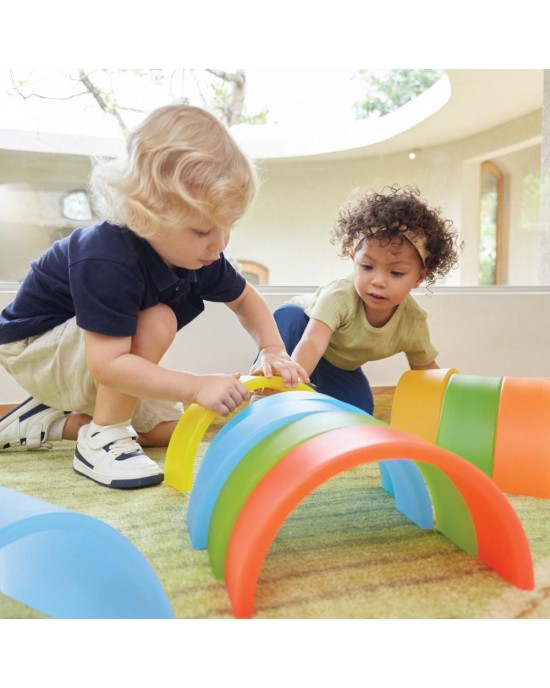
[164,376,314,491]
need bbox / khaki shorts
[0,317,183,433]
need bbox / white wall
[1,108,548,403]
[229,110,542,287]
[0,109,543,288]
[1,287,548,404]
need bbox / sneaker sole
[74,448,163,489]
[73,462,164,489]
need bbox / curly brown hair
[331,185,461,286]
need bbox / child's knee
[273,302,309,351]
[274,302,306,322]
[134,304,177,354]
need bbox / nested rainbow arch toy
[0,487,174,619]
[164,371,544,618]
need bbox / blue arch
[0,487,174,618]
[187,391,433,549]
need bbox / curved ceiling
[234,69,544,162]
[0,70,544,162]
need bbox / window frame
[479,160,505,285]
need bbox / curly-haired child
[271,184,460,415]
[0,104,307,489]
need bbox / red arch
[224,425,534,618]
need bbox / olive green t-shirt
[301,277,438,370]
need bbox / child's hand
[250,347,310,387]
[193,373,250,416]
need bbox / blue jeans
[273,302,374,415]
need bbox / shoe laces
[105,434,142,459]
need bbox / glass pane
[62,190,92,221]
[479,169,499,285]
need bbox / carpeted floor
[1,390,549,619]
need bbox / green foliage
[209,78,268,126]
[354,69,444,119]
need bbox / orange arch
[493,376,550,497]
[224,425,534,618]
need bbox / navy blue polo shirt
[0,221,246,343]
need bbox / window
[61,190,93,221]
[479,161,504,285]
[237,259,269,286]
[0,167,94,283]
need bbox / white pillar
[539,70,550,284]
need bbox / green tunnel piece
[438,375,503,478]
[390,369,481,557]
[414,464,477,555]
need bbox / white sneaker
[73,422,163,489]
[0,397,69,450]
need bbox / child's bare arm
[84,330,249,416]
[291,318,333,376]
[227,283,309,385]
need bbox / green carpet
[1,392,549,619]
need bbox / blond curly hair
[89,104,257,238]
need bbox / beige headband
[355,229,430,266]
[401,229,430,266]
